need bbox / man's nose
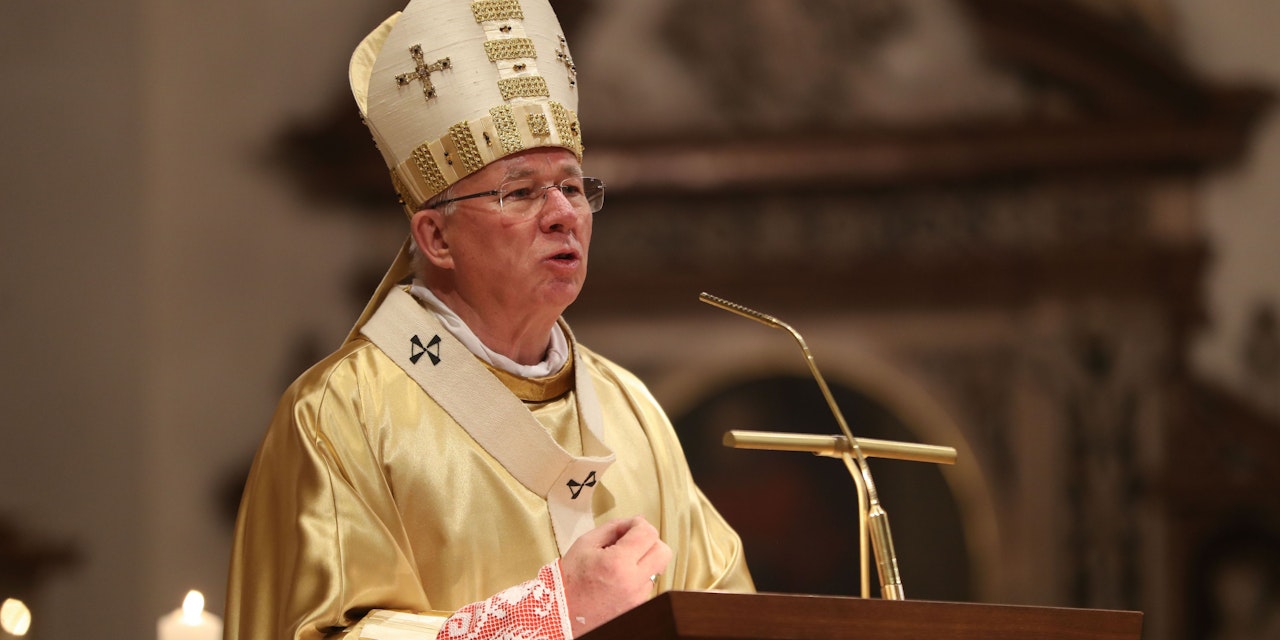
[539,187,583,232]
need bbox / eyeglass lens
[497,177,605,216]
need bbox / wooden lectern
[583,591,1144,640]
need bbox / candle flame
[1,598,31,636]
[181,590,205,625]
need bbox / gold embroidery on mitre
[528,113,550,137]
[498,76,550,100]
[395,45,451,103]
[548,102,582,157]
[484,38,538,62]
[449,122,486,175]
[471,0,523,22]
[490,105,524,155]
[389,169,421,213]
[409,144,449,198]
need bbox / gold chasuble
[226,289,754,640]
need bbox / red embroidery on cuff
[438,562,569,640]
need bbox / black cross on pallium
[396,45,451,102]
[409,334,442,366]
[567,470,596,499]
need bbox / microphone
[699,292,907,600]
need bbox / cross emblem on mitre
[396,44,451,102]
[555,35,576,87]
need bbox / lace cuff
[436,561,572,640]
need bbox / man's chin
[542,279,584,313]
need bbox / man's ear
[410,208,454,270]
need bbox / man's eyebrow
[503,163,584,181]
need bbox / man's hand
[559,516,672,637]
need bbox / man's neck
[422,286,561,366]
[458,312,555,366]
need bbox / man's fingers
[609,516,659,553]
[608,517,670,579]
[569,516,668,582]
[637,536,673,577]
[574,517,634,550]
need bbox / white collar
[409,284,569,379]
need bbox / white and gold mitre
[350,0,583,213]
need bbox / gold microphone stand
[700,293,957,600]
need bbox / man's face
[422,147,593,318]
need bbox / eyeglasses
[428,176,605,218]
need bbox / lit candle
[157,591,222,640]
[1,598,31,637]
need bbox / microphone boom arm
[699,292,917,600]
[724,430,956,465]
